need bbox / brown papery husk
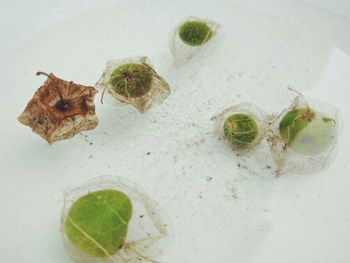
[18,73,98,144]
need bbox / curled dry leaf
[18,72,98,144]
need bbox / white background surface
[1,0,350,262]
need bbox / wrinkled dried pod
[61,176,171,263]
[169,16,223,65]
[96,56,170,113]
[18,72,98,144]
[267,92,341,176]
[213,102,269,154]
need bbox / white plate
[1,0,350,262]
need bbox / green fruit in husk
[65,189,133,257]
[279,108,336,156]
[179,21,213,46]
[109,63,153,98]
[223,113,258,147]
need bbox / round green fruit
[178,20,213,46]
[109,63,153,98]
[279,108,336,155]
[223,113,258,147]
[64,189,133,257]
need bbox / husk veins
[65,189,132,258]
[223,113,258,146]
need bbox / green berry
[223,113,258,146]
[64,189,132,258]
[279,108,336,155]
[109,63,153,98]
[179,21,213,46]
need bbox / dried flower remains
[18,72,98,144]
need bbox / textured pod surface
[213,103,269,154]
[178,20,213,46]
[279,108,336,156]
[223,113,258,147]
[109,63,153,98]
[18,73,98,144]
[65,189,132,258]
[96,56,170,113]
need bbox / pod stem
[287,86,313,117]
[100,86,107,104]
[36,71,65,102]
[36,71,69,111]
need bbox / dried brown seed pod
[18,72,98,144]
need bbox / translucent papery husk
[213,102,269,154]
[61,176,171,263]
[169,16,223,65]
[96,56,171,113]
[267,95,341,176]
[18,73,98,144]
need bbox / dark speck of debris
[147,152,151,155]
[88,155,93,159]
[237,163,241,168]
[266,165,271,169]
[89,142,93,145]
[207,177,212,182]
[139,215,144,218]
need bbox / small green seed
[64,189,133,258]
[223,113,258,146]
[179,20,213,46]
[279,108,336,155]
[109,63,153,98]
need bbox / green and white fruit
[279,108,336,156]
[223,113,258,147]
[64,189,132,258]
